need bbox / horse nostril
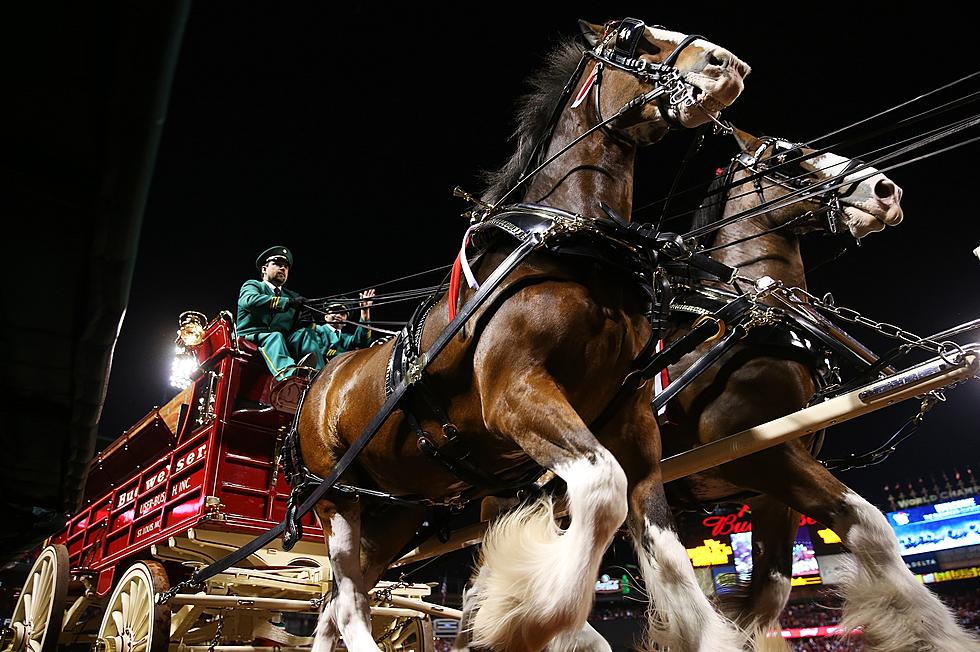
[707,50,726,67]
[874,179,897,200]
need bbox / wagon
[1,312,457,652]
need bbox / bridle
[497,18,712,210]
[587,18,702,133]
[729,137,868,236]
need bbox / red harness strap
[448,252,463,321]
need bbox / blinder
[589,18,705,130]
[595,18,704,84]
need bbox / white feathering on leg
[636,521,744,652]
[834,491,980,651]
[470,448,628,651]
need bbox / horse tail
[469,496,592,651]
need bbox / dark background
[100,4,979,505]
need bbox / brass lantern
[176,311,208,349]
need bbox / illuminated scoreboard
[681,505,847,592]
[887,495,980,555]
[886,495,980,579]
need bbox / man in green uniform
[319,296,374,361]
[236,246,373,379]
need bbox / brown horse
[663,130,978,650]
[298,20,749,652]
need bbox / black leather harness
[378,205,679,495]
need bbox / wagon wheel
[94,561,170,652]
[2,544,69,652]
[375,616,433,652]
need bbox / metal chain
[786,286,966,363]
[156,578,199,605]
[821,391,946,471]
[372,579,412,607]
[374,620,400,648]
[207,613,224,652]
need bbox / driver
[236,246,375,379]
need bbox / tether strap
[590,294,752,431]
[179,232,545,591]
[651,325,745,413]
[643,294,752,378]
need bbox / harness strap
[590,294,753,431]
[651,324,746,413]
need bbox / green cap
[255,245,293,270]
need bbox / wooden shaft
[660,350,978,482]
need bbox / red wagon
[2,312,452,652]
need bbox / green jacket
[237,280,371,353]
[237,280,302,336]
[317,321,371,359]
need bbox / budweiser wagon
[2,312,452,652]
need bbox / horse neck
[521,100,642,221]
[710,171,808,290]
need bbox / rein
[692,137,864,254]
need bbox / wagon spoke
[122,589,132,624]
[40,557,52,592]
[133,601,150,635]
[36,577,52,618]
[33,607,47,632]
[112,610,125,635]
[131,580,145,615]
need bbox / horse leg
[601,395,743,652]
[313,500,381,652]
[356,503,429,588]
[468,373,628,652]
[724,444,980,651]
[545,623,612,652]
[716,496,796,652]
[456,554,611,652]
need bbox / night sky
[100,4,979,504]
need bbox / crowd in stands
[788,639,866,651]
[433,637,453,652]
[590,605,645,621]
[428,586,980,650]
[779,598,843,629]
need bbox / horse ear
[733,128,763,154]
[578,20,603,47]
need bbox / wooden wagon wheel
[2,544,69,652]
[94,561,170,652]
[375,615,433,652]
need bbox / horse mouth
[683,71,743,114]
[840,206,891,239]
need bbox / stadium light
[169,345,197,389]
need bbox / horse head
[731,128,904,239]
[485,19,749,212]
[579,19,751,142]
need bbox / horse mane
[690,171,731,246]
[480,37,586,204]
